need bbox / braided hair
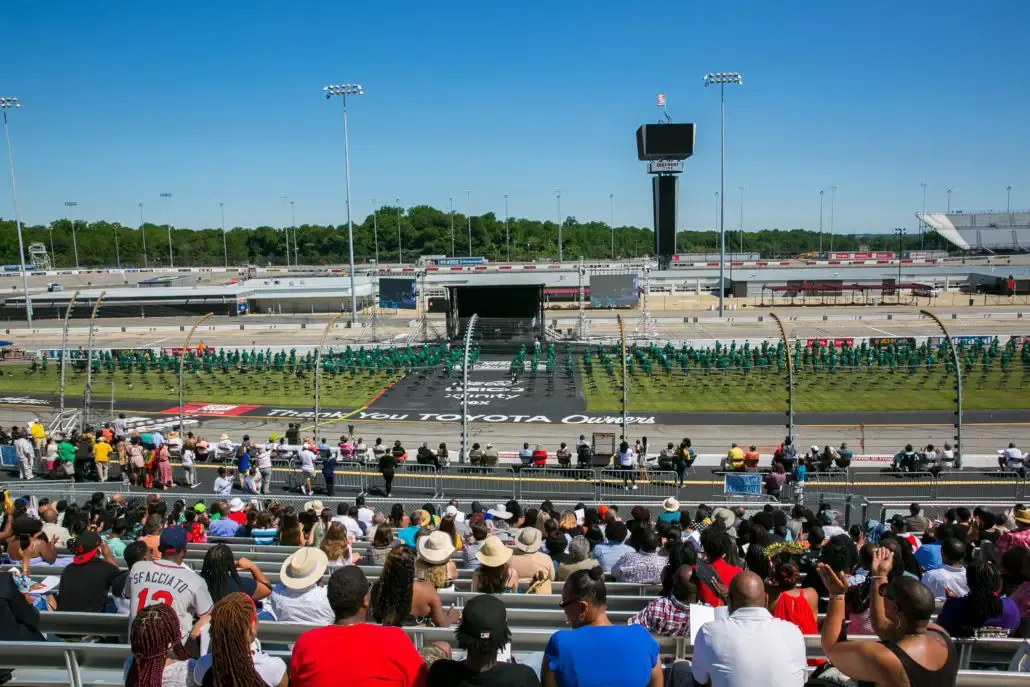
[208,592,264,687]
[127,604,188,687]
[961,559,1004,632]
[200,544,243,604]
[370,545,415,626]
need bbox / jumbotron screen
[589,274,639,308]
[378,278,417,310]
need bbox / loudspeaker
[636,123,696,161]
[653,175,677,260]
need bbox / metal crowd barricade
[518,468,596,501]
[803,471,852,497]
[438,466,518,500]
[849,470,935,500]
[330,462,367,495]
[933,470,1025,502]
[362,461,440,498]
[598,467,671,500]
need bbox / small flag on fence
[657,92,666,108]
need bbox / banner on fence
[723,474,762,495]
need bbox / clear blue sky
[2,1,1028,236]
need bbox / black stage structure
[446,284,545,350]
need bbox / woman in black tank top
[815,548,959,687]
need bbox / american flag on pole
[657,93,666,108]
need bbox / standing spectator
[270,548,334,625]
[322,442,338,497]
[180,432,199,489]
[13,431,34,480]
[616,440,637,490]
[427,593,541,686]
[126,527,214,642]
[676,438,696,485]
[127,436,145,486]
[922,539,969,600]
[113,413,128,441]
[298,442,317,496]
[155,441,173,490]
[629,564,697,636]
[591,521,634,573]
[290,566,428,687]
[43,436,59,475]
[774,436,797,472]
[905,503,932,534]
[379,445,398,497]
[544,568,662,687]
[56,532,120,613]
[194,592,288,687]
[817,550,958,686]
[692,571,807,687]
[28,417,46,459]
[124,604,196,687]
[612,529,666,584]
[696,527,744,607]
[213,467,233,497]
[936,559,1020,637]
[255,442,273,494]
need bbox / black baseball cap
[72,531,101,555]
[457,593,508,645]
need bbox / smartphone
[695,559,719,590]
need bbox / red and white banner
[160,402,260,417]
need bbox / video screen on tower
[589,274,639,308]
[378,278,417,309]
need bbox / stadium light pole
[920,182,928,249]
[818,189,824,255]
[504,194,510,262]
[448,197,455,257]
[280,195,291,267]
[371,199,379,264]
[947,188,958,212]
[1007,186,1012,214]
[465,189,472,256]
[64,201,81,269]
[609,193,615,260]
[703,71,742,318]
[555,188,563,262]
[828,184,838,253]
[219,202,228,267]
[737,185,746,253]
[138,203,148,268]
[324,83,364,321]
[893,227,905,304]
[396,198,402,264]
[160,192,174,268]
[290,200,298,265]
[113,220,121,268]
[1,97,32,326]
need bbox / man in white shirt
[298,444,316,496]
[255,444,273,495]
[693,571,807,687]
[113,414,128,440]
[126,527,213,641]
[213,467,233,497]
[1000,443,1026,470]
[921,538,969,600]
[269,548,334,624]
[331,503,363,540]
[13,431,34,480]
[355,496,375,528]
[41,508,71,548]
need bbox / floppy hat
[513,527,543,554]
[445,505,458,517]
[663,497,680,513]
[475,535,513,567]
[220,434,230,441]
[229,498,245,513]
[1014,508,1030,524]
[711,507,735,530]
[304,500,325,515]
[417,530,456,564]
[280,548,329,590]
[487,504,512,520]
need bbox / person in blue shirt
[544,566,662,687]
[591,521,635,574]
[657,497,681,525]
[208,503,241,538]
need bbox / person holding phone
[695,526,743,608]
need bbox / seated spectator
[365,525,395,566]
[472,535,520,594]
[0,569,45,644]
[531,444,548,467]
[209,503,242,538]
[922,539,969,600]
[657,498,681,525]
[227,498,247,525]
[517,443,533,469]
[612,530,667,585]
[427,593,541,687]
[509,528,553,592]
[112,541,150,614]
[767,555,818,635]
[250,511,278,546]
[56,532,120,613]
[321,522,361,568]
[743,445,761,469]
[544,567,662,687]
[591,521,633,573]
[557,536,600,581]
[695,526,743,607]
[194,592,288,687]
[555,442,572,468]
[905,503,932,534]
[290,566,428,687]
[692,571,807,687]
[8,516,57,565]
[628,564,696,636]
[416,530,459,592]
[937,559,1020,637]
[370,545,460,627]
[818,549,959,686]
[270,548,334,625]
[104,517,129,558]
[482,443,500,467]
[997,507,1030,557]
[201,543,272,604]
[124,603,197,687]
[40,508,71,549]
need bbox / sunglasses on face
[558,599,579,610]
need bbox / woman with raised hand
[200,543,272,605]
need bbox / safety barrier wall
[517,468,596,501]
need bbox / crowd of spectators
[6,489,1030,685]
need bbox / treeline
[0,206,941,268]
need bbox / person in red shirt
[290,565,427,687]
[695,526,743,607]
[227,498,247,526]
[531,444,548,468]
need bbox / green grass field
[0,363,400,410]
[581,366,1030,413]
